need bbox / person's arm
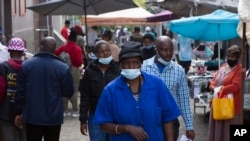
[163,122,174,141]
[176,69,195,140]
[100,123,149,141]
[79,72,91,135]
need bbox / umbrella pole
[241,22,246,124]
[83,0,89,61]
[218,41,222,68]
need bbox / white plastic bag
[213,86,222,98]
[179,135,192,141]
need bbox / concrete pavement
[60,98,209,141]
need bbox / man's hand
[14,115,23,129]
[80,123,88,136]
[186,130,195,140]
[126,125,149,141]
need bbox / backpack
[59,46,75,70]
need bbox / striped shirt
[142,56,193,130]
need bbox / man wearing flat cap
[93,41,180,141]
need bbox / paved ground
[60,98,209,141]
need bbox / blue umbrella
[169,9,239,41]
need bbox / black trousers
[26,123,61,141]
[179,60,192,75]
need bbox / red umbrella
[146,10,179,22]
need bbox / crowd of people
[0,19,245,141]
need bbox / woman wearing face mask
[208,45,242,141]
[93,41,180,141]
[141,33,156,60]
[79,40,121,141]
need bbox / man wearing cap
[14,36,74,141]
[0,37,26,141]
[93,41,180,141]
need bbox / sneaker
[64,111,71,117]
[71,111,80,118]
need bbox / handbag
[212,90,234,120]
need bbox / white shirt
[0,43,10,63]
[87,29,98,46]
[177,35,194,61]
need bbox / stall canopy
[81,7,158,25]
[146,10,179,22]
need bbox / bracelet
[115,124,121,134]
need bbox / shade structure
[170,9,240,70]
[26,0,137,46]
[82,7,158,26]
[169,9,239,41]
[146,10,179,22]
[26,0,137,16]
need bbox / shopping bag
[212,90,234,120]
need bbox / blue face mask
[121,69,141,80]
[98,56,113,64]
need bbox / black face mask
[227,59,238,67]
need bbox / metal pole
[241,22,246,124]
[1,0,6,44]
[84,0,88,47]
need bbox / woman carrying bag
[208,45,243,141]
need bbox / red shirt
[55,42,83,68]
[61,26,69,40]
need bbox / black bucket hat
[119,41,142,62]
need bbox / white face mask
[121,69,141,80]
[157,57,170,66]
[156,49,170,66]
[98,56,113,64]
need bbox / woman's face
[95,44,111,58]
[226,53,238,67]
[226,53,237,61]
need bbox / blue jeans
[88,114,106,141]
